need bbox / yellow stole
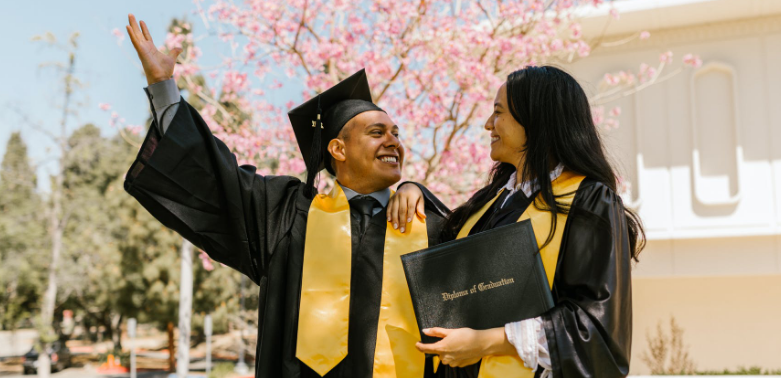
[452,170,586,378]
[296,184,429,377]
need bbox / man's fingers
[126,14,144,52]
[140,20,153,42]
[168,47,183,61]
[128,14,143,40]
[126,25,139,49]
[125,25,136,47]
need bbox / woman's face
[485,82,526,166]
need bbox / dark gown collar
[469,189,536,235]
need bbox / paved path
[0,367,206,378]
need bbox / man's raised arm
[122,14,305,284]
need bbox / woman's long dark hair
[441,66,645,260]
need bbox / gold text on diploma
[440,277,516,302]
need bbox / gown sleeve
[124,97,305,285]
[541,181,633,378]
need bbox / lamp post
[234,275,248,375]
[128,318,137,378]
[177,240,194,378]
[204,315,212,376]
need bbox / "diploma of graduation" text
[441,277,516,302]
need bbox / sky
[0,0,298,192]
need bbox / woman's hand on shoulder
[387,183,426,233]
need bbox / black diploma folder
[401,220,555,344]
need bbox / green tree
[0,133,47,331]
[56,124,139,349]
[56,122,244,353]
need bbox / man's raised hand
[126,14,183,85]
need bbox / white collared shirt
[499,163,565,208]
[502,163,564,378]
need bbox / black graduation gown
[124,98,450,378]
[435,178,633,378]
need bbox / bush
[696,366,781,375]
[208,362,236,378]
[641,316,696,374]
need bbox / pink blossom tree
[131,0,701,207]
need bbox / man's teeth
[491,136,499,142]
[379,156,398,163]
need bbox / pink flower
[222,71,249,94]
[639,31,651,40]
[609,8,620,20]
[592,106,605,126]
[683,53,703,68]
[550,38,563,51]
[98,103,112,111]
[198,251,214,271]
[570,23,582,39]
[577,41,591,57]
[610,106,621,117]
[127,125,143,135]
[164,32,186,50]
[639,63,657,83]
[659,51,673,64]
[111,28,125,46]
[603,118,619,130]
[604,73,620,86]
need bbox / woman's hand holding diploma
[415,327,518,368]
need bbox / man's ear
[328,138,346,164]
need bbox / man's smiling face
[329,110,404,193]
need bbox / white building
[570,0,781,374]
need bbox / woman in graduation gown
[391,66,645,378]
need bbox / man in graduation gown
[123,14,448,378]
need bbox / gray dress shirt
[146,78,181,134]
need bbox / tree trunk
[167,322,176,372]
[111,313,123,351]
[38,48,75,378]
[177,240,194,378]
[38,172,62,378]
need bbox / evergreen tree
[57,123,242,351]
[0,133,47,330]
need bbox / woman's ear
[328,138,346,164]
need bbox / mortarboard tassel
[305,96,324,198]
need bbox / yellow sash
[297,184,428,377]
[452,170,586,378]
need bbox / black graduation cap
[288,69,385,197]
